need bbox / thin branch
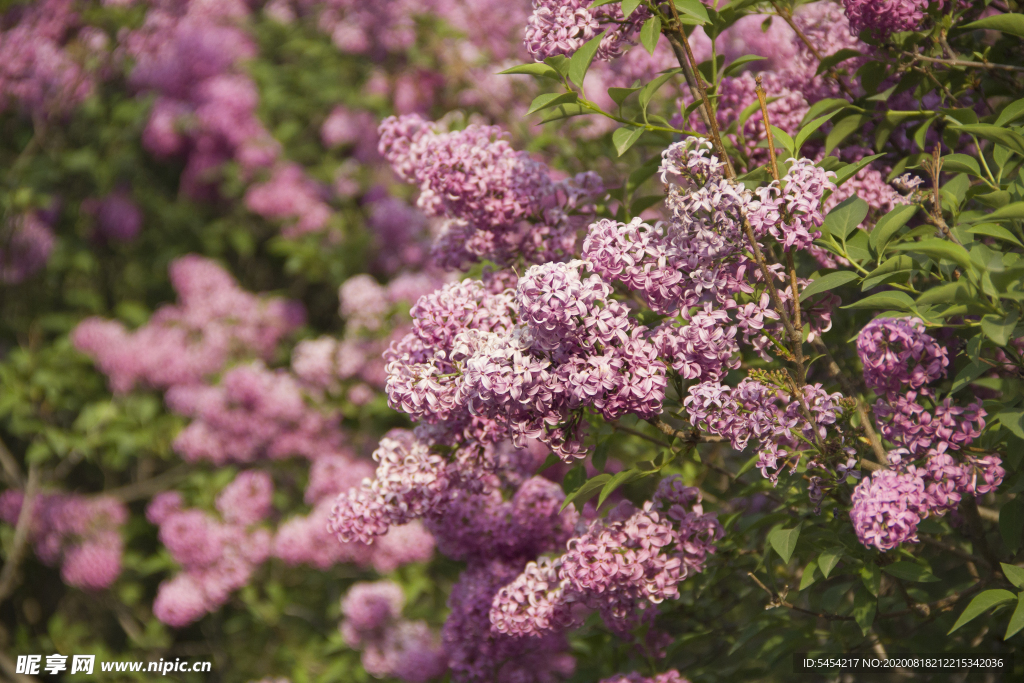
[613,422,671,448]
[101,464,191,503]
[755,75,781,182]
[0,464,39,605]
[0,436,23,488]
[769,1,858,99]
[647,417,725,444]
[911,52,1024,73]
[747,572,854,621]
[921,146,963,245]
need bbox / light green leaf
[842,291,915,311]
[498,63,562,80]
[942,153,982,176]
[767,525,801,564]
[852,589,877,636]
[826,114,869,155]
[799,271,859,302]
[801,98,850,126]
[1006,596,1024,640]
[862,255,915,291]
[997,410,1024,440]
[673,0,710,24]
[722,55,766,79]
[981,311,1019,346]
[861,563,882,597]
[769,125,795,158]
[1002,564,1024,590]
[950,360,988,395]
[891,239,974,272]
[612,125,644,156]
[621,0,641,17]
[608,85,641,106]
[953,124,1024,156]
[528,92,579,115]
[822,196,869,239]
[640,17,661,54]
[870,204,918,255]
[947,590,1017,634]
[540,103,589,123]
[832,153,885,188]
[638,68,683,114]
[799,562,821,591]
[598,469,646,509]
[995,98,1024,127]
[882,562,940,583]
[794,111,840,153]
[568,33,605,88]
[966,223,1024,247]
[817,548,843,579]
[965,202,1024,224]
[962,13,1024,39]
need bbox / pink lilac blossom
[0,212,56,284]
[73,256,303,393]
[748,158,836,251]
[850,468,930,551]
[524,0,650,62]
[843,0,935,37]
[873,392,986,457]
[215,470,274,526]
[856,317,949,398]
[340,274,390,331]
[490,477,722,638]
[0,491,127,590]
[784,2,867,102]
[84,190,143,242]
[244,163,332,237]
[600,672,690,683]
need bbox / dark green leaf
[537,452,560,473]
[562,473,612,511]
[794,111,840,153]
[862,255,915,291]
[598,468,646,508]
[852,589,877,636]
[826,114,869,155]
[612,125,644,156]
[528,91,579,114]
[638,69,682,113]
[722,55,766,79]
[995,98,1024,127]
[966,202,1024,224]
[767,525,801,564]
[870,204,918,255]
[861,563,881,597]
[1002,563,1024,590]
[801,98,850,126]
[962,13,1024,39]
[832,153,885,188]
[817,548,843,579]
[592,439,610,472]
[562,463,586,494]
[568,33,605,88]
[1001,499,1024,555]
[942,153,981,177]
[882,562,940,583]
[799,271,859,302]
[640,17,661,54]
[822,196,869,239]
[948,590,1017,634]
[540,104,589,122]
[953,124,1024,156]
[815,48,861,75]
[950,360,988,395]
[799,562,821,591]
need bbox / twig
[755,76,781,182]
[647,418,726,444]
[101,464,191,503]
[0,465,39,605]
[911,52,1024,73]
[922,146,963,245]
[613,423,671,448]
[0,436,23,488]
[747,572,854,621]
[769,1,858,100]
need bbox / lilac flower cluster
[524,0,650,62]
[72,256,304,393]
[340,581,447,682]
[0,212,56,284]
[379,115,602,268]
[851,318,1004,550]
[843,0,936,37]
[0,491,127,591]
[82,190,143,243]
[748,159,837,252]
[490,477,722,638]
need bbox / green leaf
[852,589,877,636]
[950,360,988,395]
[965,202,1024,224]
[861,563,882,597]
[540,104,588,123]
[1000,499,1024,555]
[947,590,1017,634]
[528,92,579,115]
[981,311,1019,346]
[815,48,861,75]
[832,153,885,188]
[826,114,869,155]
[612,125,644,156]
[862,255,915,291]
[794,111,840,153]
[817,548,843,579]
[891,239,974,273]
[536,452,560,473]
[801,98,850,126]
[870,204,918,255]
[953,124,1024,156]
[562,463,586,494]
[962,13,1024,39]
[498,63,561,80]
[842,291,915,311]
[767,525,801,564]
[674,0,710,24]
[545,55,571,76]
[997,410,1024,440]
[608,85,641,106]
[769,125,795,158]
[621,0,641,17]
[799,271,859,302]
[568,33,605,88]
[822,196,869,239]
[638,68,682,113]
[882,562,940,583]
[640,17,661,54]
[1002,564,1024,590]
[799,562,821,591]
[916,281,968,306]
[561,473,612,511]
[592,439,610,472]
[966,223,1024,247]
[722,54,766,79]
[598,468,646,508]
[1006,596,1024,640]
[995,98,1024,127]
[942,153,982,176]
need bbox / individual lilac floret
[857,317,948,398]
[850,468,929,551]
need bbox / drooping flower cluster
[0,491,127,591]
[340,581,447,682]
[524,0,650,62]
[490,477,722,638]
[379,115,602,268]
[851,318,1004,551]
[748,158,837,252]
[72,256,304,393]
